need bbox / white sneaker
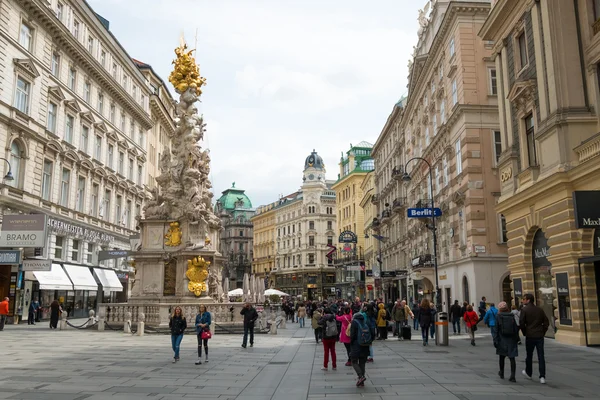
[540,377,546,384]
[522,370,532,380]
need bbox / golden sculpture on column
[186,256,210,296]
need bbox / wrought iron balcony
[415,199,432,209]
[392,166,404,180]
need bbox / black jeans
[452,319,461,333]
[525,337,546,378]
[197,334,208,357]
[499,355,516,378]
[243,324,254,346]
[0,315,6,330]
[352,356,367,378]
[343,342,351,362]
[314,327,322,343]
[378,326,387,339]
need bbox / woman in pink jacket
[336,306,353,366]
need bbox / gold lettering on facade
[500,167,513,182]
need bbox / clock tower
[303,149,327,189]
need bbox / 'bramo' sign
[0,214,47,248]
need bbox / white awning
[63,264,98,291]
[93,268,123,292]
[32,264,73,291]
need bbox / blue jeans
[243,324,254,346]
[525,337,546,378]
[298,317,305,328]
[452,319,461,334]
[413,317,419,330]
[171,334,183,359]
[430,324,435,338]
[421,326,429,343]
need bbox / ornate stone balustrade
[575,133,600,164]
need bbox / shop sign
[439,273,447,280]
[345,276,355,282]
[513,278,522,298]
[330,287,335,293]
[532,230,551,267]
[366,270,373,277]
[22,259,52,271]
[555,272,572,325]
[474,245,486,253]
[338,230,358,244]
[307,284,317,288]
[0,250,21,265]
[407,208,442,218]
[98,250,131,261]
[573,191,600,228]
[116,272,129,281]
[367,284,373,290]
[0,214,47,248]
[381,271,397,278]
[47,218,115,243]
[346,264,365,271]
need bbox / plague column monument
[130,39,224,303]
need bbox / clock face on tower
[308,174,315,180]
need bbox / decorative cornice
[13,58,40,80]
[21,0,153,130]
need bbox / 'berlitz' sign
[407,208,442,218]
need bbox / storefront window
[531,230,555,337]
[555,272,571,325]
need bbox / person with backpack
[312,308,323,344]
[493,301,519,382]
[429,306,437,340]
[375,303,388,340]
[319,308,338,371]
[484,303,499,337]
[362,303,376,362]
[350,309,372,387]
[418,299,433,346]
[464,304,479,346]
[336,307,353,366]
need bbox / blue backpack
[355,318,373,346]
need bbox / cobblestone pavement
[1,321,599,400]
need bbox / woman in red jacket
[463,304,479,346]
[335,307,353,366]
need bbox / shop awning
[32,264,74,291]
[93,268,123,292]
[63,264,98,291]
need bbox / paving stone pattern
[1,321,599,399]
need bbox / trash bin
[436,311,449,346]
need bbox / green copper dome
[215,183,253,212]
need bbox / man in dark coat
[493,301,519,382]
[519,294,549,384]
[449,300,462,335]
[240,302,258,348]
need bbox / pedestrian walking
[350,310,372,387]
[240,302,258,348]
[0,297,9,331]
[429,306,437,339]
[484,303,499,337]
[49,299,62,330]
[493,301,519,382]
[418,299,433,346]
[412,298,420,330]
[319,308,338,371]
[297,302,306,328]
[312,308,323,343]
[194,305,211,365]
[362,303,376,362]
[478,296,487,321]
[375,303,388,340]
[519,293,549,384]
[461,302,468,333]
[449,300,462,335]
[28,298,40,325]
[169,306,187,363]
[464,304,479,346]
[336,306,353,366]
[392,300,413,340]
[511,305,522,345]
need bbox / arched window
[9,141,22,188]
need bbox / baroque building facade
[332,142,374,300]
[261,150,337,300]
[371,0,508,309]
[480,0,600,346]
[215,184,254,289]
[251,202,276,283]
[0,0,170,320]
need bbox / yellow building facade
[480,0,600,346]
[359,172,377,300]
[251,203,276,282]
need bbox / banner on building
[0,214,47,248]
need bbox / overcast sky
[88,0,422,207]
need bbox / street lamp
[402,157,441,312]
[0,158,14,181]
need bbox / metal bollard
[124,311,132,334]
[435,312,449,346]
[137,312,145,337]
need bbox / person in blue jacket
[483,302,499,337]
[195,304,211,365]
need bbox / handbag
[201,327,212,340]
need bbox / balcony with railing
[415,199,432,209]
[392,166,404,180]
[392,197,407,212]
